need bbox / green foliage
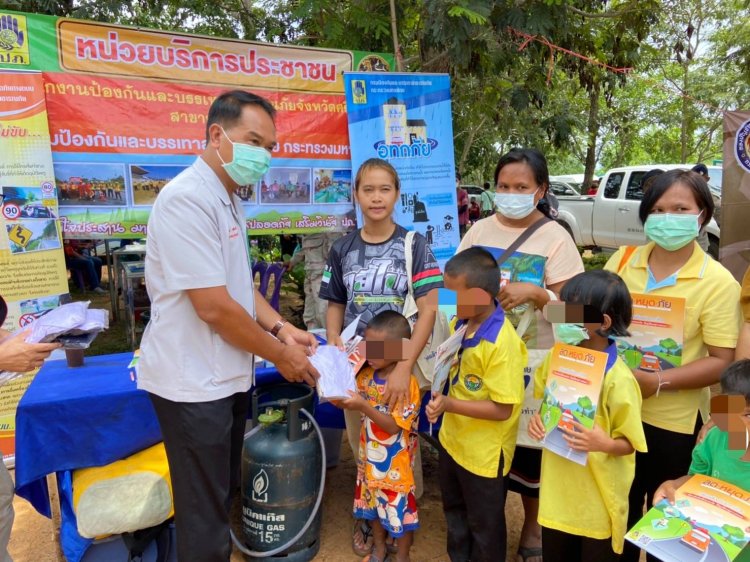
[7,0,748,183]
[577,395,593,411]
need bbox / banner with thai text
[721,111,750,282]
[0,10,394,237]
[343,72,460,266]
[0,69,68,463]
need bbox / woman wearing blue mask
[457,148,584,562]
[604,169,742,562]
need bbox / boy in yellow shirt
[426,247,526,562]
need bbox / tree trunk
[583,85,600,190]
[458,115,488,175]
[680,62,690,163]
[389,0,404,71]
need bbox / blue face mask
[494,190,538,220]
[644,212,702,251]
[554,323,590,346]
[217,127,271,186]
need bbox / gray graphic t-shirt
[319,225,443,336]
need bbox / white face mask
[494,189,539,220]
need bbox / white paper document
[310,345,357,402]
[431,325,468,394]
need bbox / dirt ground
[9,437,528,561]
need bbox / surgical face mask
[644,212,702,252]
[494,190,539,220]
[554,323,590,346]
[216,128,271,186]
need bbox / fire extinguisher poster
[343,72,460,267]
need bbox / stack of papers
[26,301,109,349]
[310,345,356,402]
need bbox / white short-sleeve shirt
[138,157,256,402]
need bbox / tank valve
[258,407,284,425]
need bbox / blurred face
[361,328,409,370]
[496,162,546,205]
[355,167,398,223]
[649,182,706,228]
[443,274,492,319]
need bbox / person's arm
[187,286,317,385]
[338,390,400,435]
[653,475,691,505]
[325,302,346,348]
[737,322,750,360]
[383,292,436,408]
[0,329,60,372]
[253,288,318,349]
[633,345,734,398]
[498,278,566,311]
[561,422,634,456]
[426,394,512,423]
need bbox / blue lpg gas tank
[241,384,323,561]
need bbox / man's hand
[383,361,411,410]
[0,330,60,373]
[274,344,319,386]
[278,323,319,351]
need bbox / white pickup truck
[556,165,720,258]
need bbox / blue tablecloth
[15,352,345,517]
[14,350,432,561]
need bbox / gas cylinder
[241,384,323,561]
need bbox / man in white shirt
[138,90,319,562]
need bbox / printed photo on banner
[314,169,351,204]
[5,218,61,254]
[1,186,57,220]
[234,183,256,204]
[260,168,311,205]
[54,162,127,206]
[130,164,187,206]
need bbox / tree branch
[567,5,641,19]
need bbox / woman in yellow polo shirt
[737,266,750,359]
[604,169,741,562]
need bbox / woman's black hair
[720,359,750,403]
[493,148,555,219]
[559,270,632,337]
[0,294,6,327]
[638,169,714,227]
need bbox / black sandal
[352,519,373,557]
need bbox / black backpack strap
[494,217,552,268]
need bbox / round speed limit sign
[2,203,20,220]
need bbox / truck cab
[556,164,721,258]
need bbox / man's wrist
[269,319,287,338]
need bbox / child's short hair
[366,310,412,340]
[445,247,500,296]
[720,360,750,403]
[559,270,632,337]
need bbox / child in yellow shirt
[528,270,647,561]
[426,247,526,562]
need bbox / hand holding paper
[309,345,356,402]
[430,324,467,395]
